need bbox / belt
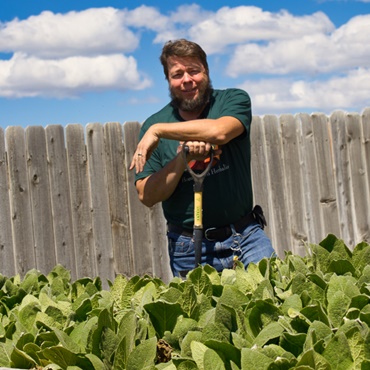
[167,212,256,242]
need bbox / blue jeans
[167,221,276,278]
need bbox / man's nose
[182,72,192,82]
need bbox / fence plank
[45,125,77,280]
[26,126,56,273]
[123,121,154,276]
[311,113,341,241]
[86,123,115,285]
[262,115,292,257]
[330,111,355,246]
[346,113,370,243]
[280,114,308,255]
[0,128,15,276]
[66,124,96,278]
[148,205,171,282]
[250,116,274,243]
[297,113,323,245]
[6,126,35,274]
[104,122,134,277]
[362,108,370,220]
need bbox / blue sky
[0,0,369,129]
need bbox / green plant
[0,234,369,369]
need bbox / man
[130,39,275,278]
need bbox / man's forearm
[136,152,187,207]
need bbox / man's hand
[129,128,160,173]
[180,141,222,162]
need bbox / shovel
[183,144,214,268]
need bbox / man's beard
[170,79,213,112]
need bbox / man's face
[167,56,211,112]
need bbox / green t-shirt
[135,88,253,229]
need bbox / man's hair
[160,39,209,80]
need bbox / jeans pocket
[168,233,193,256]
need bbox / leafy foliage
[0,234,369,369]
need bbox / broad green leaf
[176,360,198,370]
[10,345,37,368]
[90,306,115,356]
[296,349,331,370]
[337,320,368,368]
[18,299,41,333]
[181,331,203,357]
[327,274,359,327]
[281,294,302,315]
[186,267,213,297]
[109,274,128,309]
[216,285,249,331]
[253,322,285,347]
[235,263,264,294]
[204,347,226,370]
[322,331,354,369]
[163,316,198,349]
[248,300,282,337]
[280,332,306,357]
[41,346,79,368]
[328,259,356,276]
[241,347,274,370]
[310,243,331,274]
[191,341,208,370]
[144,300,184,338]
[181,284,198,318]
[70,316,98,352]
[0,340,12,367]
[205,339,241,368]
[300,303,330,326]
[53,327,82,353]
[352,241,370,274]
[126,336,157,370]
[201,322,230,343]
[85,353,105,370]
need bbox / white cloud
[0,7,138,58]
[186,6,334,54]
[239,68,370,114]
[227,14,370,76]
[0,53,151,98]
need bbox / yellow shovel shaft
[194,191,203,228]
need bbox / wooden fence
[0,108,369,284]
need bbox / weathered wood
[104,122,134,277]
[26,126,56,273]
[280,114,308,255]
[346,113,370,243]
[86,123,115,285]
[6,126,35,275]
[330,111,355,246]
[45,125,77,280]
[148,204,171,282]
[66,124,96,278]
[362,108,370,228]
[311,113,341,240]
[123,121,154,276]
[262,115,291,257]
[297,113,324,245]
[0,128,15,276]
[250,116,274,243]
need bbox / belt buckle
[205,227,217,241]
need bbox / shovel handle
[182,144,214,192]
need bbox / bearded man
[130,39,275,278]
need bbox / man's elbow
[138,191,156,208]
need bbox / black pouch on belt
[252,205,267,229]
